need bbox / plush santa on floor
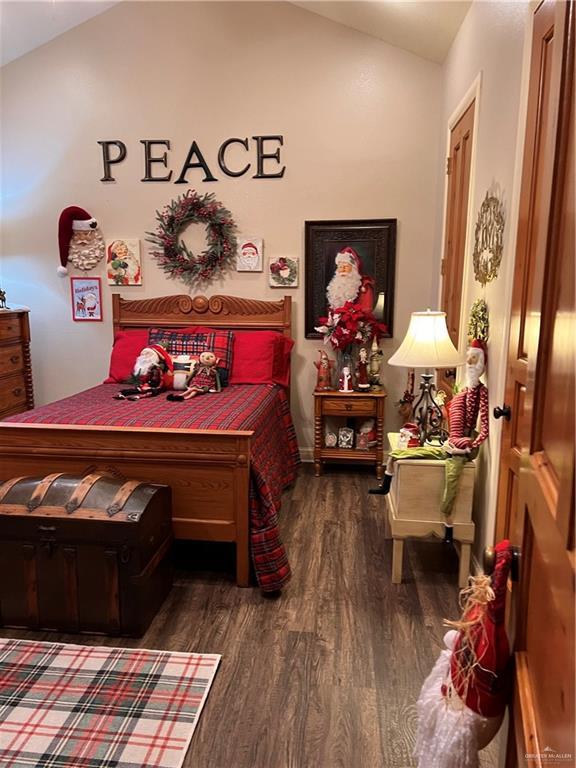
[414,540,512,768]
[326,247,374,312]
[57,206,105,275]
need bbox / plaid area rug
[0,638,221,768]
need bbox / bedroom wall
[439,1,532,560]
[0,0,443,456]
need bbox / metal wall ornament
[472,193,505,285]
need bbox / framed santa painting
[305,219,396,339]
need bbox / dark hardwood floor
[0,466,501,767]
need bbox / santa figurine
[57,206,105,275]
[338,364,353,393]
[114,345,173,400]
[326,246,375,312]
[414,540,512,768]
[314,350,335,391]
[355,346,370,390]
[167,351,221,400]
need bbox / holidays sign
[98,136,285,183]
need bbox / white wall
[440,1,532,558]
[0,0,443,455]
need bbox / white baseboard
[299,447,314,463]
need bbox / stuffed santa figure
[414,540,512,768]
[114,345,173,400]
[326,246,375,313]
[57,206,105,276]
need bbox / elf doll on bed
[167,351,222,401]
[114,344,174,400]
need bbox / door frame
[437,73,482,354]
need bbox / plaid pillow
[148,328,235,372]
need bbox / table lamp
[388,310,464,444]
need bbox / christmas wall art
[57,206,105,276]
[472,192,505,286]
[236,238,263,272]
[268,257,299,288]
[70,277,103,322]
[146,190,237,288]
[106,239,142,286]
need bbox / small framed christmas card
[236,237,263,272]
[106,239,142,286]
[268,256,299,288]
[71,277,103,322]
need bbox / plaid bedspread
[0,638,220,768]
[5,384,300,591]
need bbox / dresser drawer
[0,344,24,375]
[322,397,376,416]
[0,318,22,342]
[0,373,27,413]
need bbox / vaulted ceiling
[0,0,471,68]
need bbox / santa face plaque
[236,237,263,272]
[71,277,103,322]
[304,219,396,339]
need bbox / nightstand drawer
[0,344,25,375]
[322,397,376,416]
[0,373,27,413]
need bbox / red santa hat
[335,246,362,273]
[469,338,488,365]
[241,242,258,253]
[57,206,98,277]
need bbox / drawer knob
[345,403,352,411]
[10,355,19,364]
[12,387,23,397]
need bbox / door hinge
[441,258,446,276]
[446,156,452,175]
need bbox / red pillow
[229,331,293,386]
[105,329,149,383]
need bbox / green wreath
[146,190,237,287]
[269,257,297,286]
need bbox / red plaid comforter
[5,384,300,591]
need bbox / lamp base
[412,373,447,445]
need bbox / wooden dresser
[0,310,34,419]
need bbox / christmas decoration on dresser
[467,299,489,344]
[414,541,513,768]
[314,349,335,391]
[356,419,377,450]
[268,256,299,288]
[0,289,7,310]
[146,190,237,288]
[472,192,505,286]
[355,347,371,390]
[315,301,387,352]
[58,206,105,276]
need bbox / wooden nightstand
[313,390,386,478]
[0,309,34,419]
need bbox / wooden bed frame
[0,294,293,587]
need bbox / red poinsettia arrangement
[315,301,387,350]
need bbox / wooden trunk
[0,473,173,636]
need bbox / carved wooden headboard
[112,294,292,339]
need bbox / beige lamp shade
[388,310,464,368]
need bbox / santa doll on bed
[114,344,174,400]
